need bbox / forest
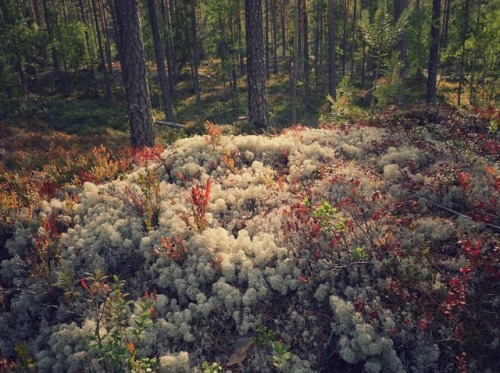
[0,0,499,372]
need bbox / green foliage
[81,273,158,373]
[406,4,431,79]
[201,361,223,373]
[269,341,294,371]
[253,325,276,347]
[58,21,94,70]
[373,52,406,107]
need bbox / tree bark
[302,0,309,99]
[148,0,175,122]
[426,0,441,104]
[328,0,336,99]
[245,0,269,128]
[189,0,201,105]
[291,0,299,124]
[114,0,154,147]
[457,0,470,107]
[271,0,278,73]
[91,0,111,99]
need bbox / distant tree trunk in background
[42,0,60,75]
[235,2,245,76]
[302,0,309,100]
[291,0,299,124]
[77,0,98,97]
[313,0,324,86]
[91,0,111,99]
[440,0,451,48]
[245,0,269,128]
[265,0,270,77]
[341,0,347,77]
[349,0,357,79]
[328,0,336,99]
[189,0,201,105]
[271,0,278,73]
[426,0,440,104]
[159,0,177,95]
[98,0,113,75]
[394,0,408,106]
[114,0,154,147]
[469,1,481,106]
[457,0,470,107]
[148,0,175,122]
[280,0,287,59]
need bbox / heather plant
[221,147,240,173]
[157,235,189,262]
[180,178,211,232]
[201,361,223,373]
[269,341,294,371]
[107,167,162,232]
[205,120,222,151]
[80,272,158,373]
[1,108,499,372]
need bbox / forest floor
[0,65,499,372]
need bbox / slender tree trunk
[245,0,269,128]
[342,0,347,77]
[328,0,336,99]
[114,0,154,147]
[469,0,481,106]
[349,0,357,79]
[159,0,177,93]
[91,0,111,99]
[189,0,201,105]
[265,0,270,77]
[42,0,60,74]
[314,0,325,87]
[291,0,299,124]
[235,1,245,76]
[78,0,98,97]
[457,0,470,106]
[427,0,441,104]
[280,0,287,59]
[148,0,174,121]
[271,0,278,73]
[394,0,408,107]
[98,0,113,74]
[440,0,451,48]
[302,0,309,100]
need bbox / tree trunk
[189,0,201,105]
[349,0,357,79]
[440,0,451,48]
[91,0,111,99]
[271,0,278,73]
[394,0,408,107]
[469,1,481,106]
[159,0,177,95]
[313,0,323,86]
[426,0,441,104]
[114,0,154,147]
[302,0,309,100]
[148,0,175,121]
[342,0,347,77]
[245,0,269,129]
[98,0,113,75]
[327,0,336,99]
[280,0,287,59]
[291,0,299,124]
[457,0,470,107]
[265,0,270,77]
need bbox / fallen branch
[155,121,185,129]
[206,108,234,119]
